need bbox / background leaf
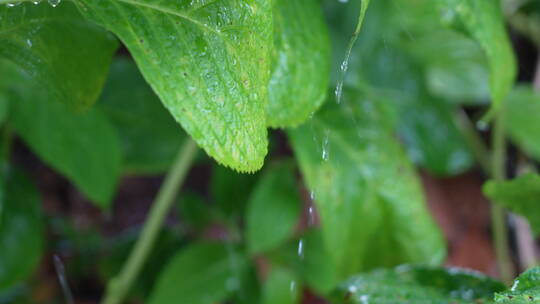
[149,242,247,304]
[75,0,273,172]
[438,0,516,107]
[4,62,121,208]
[0,168,43,291]
[483,173,540,236]
[0,2,118,109]
[267,0,330,127]
[262,267,299,304]
[330,266,505,304]
[288,89,445,279]
[246,161,301,255]
[99,58,185,175]
[503,86,540,162]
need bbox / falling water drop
[297,239,304,260]
[6,2,21,7]
[26,39,32,48]
[307,206,315,226]
[321,134,329,161]
[475,120,488,131]
[48,0,61,7]
[53,255,74,304]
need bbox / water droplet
[335,83,343,104]
[290,281,297,293]
[297,239,304,260]
[321,134,329,161]
[6,2,21,7]
[26,39,32,47]
[48,0,61,7]
[359,294,370,304]
[338,0,349,3]
[307,206,315,226]
[476,120,488,131]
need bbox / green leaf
[267,0,330,128]
[210,164,259,218]
[99,58,186,175]
[297,230,338,295]
[483,173,540,236]
[495,267,540,303]
[438,0,516,107]
[149,242,247,304]
[0,168,44,291]
[503,86,540,162]
[5,62,121,208]
[262,267,299,304]
[246,161,301,255]
[330,266,505,304]
[0,2,118,110]
[75,0,273,172]
[288,89,445,279]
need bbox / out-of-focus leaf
[288,89,445,279]
[262,267,299,304]
[504,86,540,162]
[438,0,516,107]
[267,0,330,127]
[75,0,273,172]
[210,164,258,218]
[5,63,121,208]
[177,192,213,232]
[0,2,117,110]
[149,242,247,304]
[298,230,338,295]
[330,266,505,304]
[0,169,43,291]
[246,161,301,255]
[483,173,540,236]
[495,267,540,303]
[99,58,185,175]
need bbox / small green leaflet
[495,267,540,303]
[483,173,540,236]
[0,169,44,291]
[267,0,330,128]
[0,2,118,110]
[288,89,445,279]
[75,0,273,172]
[438,0,516,108]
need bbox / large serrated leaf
[0,1,118,110]
[438,0,516,107]
[75,0,273,172]
[483,173,540,236]
[267,0,330,128]
[0,168,43,291]
[330,266,505,304]
[288,89,445,279]
[3,62,121,208]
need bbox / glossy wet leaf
[149,242,247,304]
[438,0,516,107]
[246,161,301,255]
[5,63,121,208]
[288,89,445,279]
[0,169,43,291]
[75,0,273,172]
[503,86,540,162]
[483,173,540,236]
[0,2,117,110]
[495,267,540,303]
[262,267,299,304]
[99,58,185,175]
[267,0,330,127]
[330,266,505,304]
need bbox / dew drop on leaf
[48,0,61,7]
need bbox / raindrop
[338,0,349,2]
[475,120,488,131]
[290,281,297,293]
[6,2,21,7]
[32,0,40,4]
[53,255,74,304]
[359,294,370,304]
[297,239,304,260]
[48,0,61,7]
[321,134,329,161]
[307,206,315,226]
[26,39,32,48]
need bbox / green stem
[101,139,198,304]
[490,114,514,284]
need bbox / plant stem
[101,139,198,304]
[490,114,514,284]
